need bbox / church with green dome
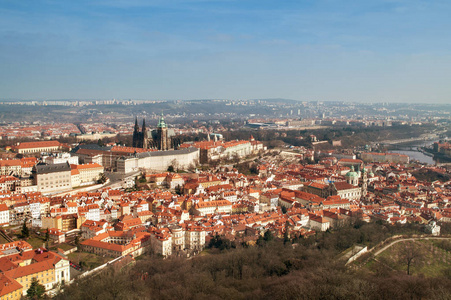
[345,166,359,186]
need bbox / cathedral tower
[142,119,148,149]
[132,117,142,148]
[157,114,168,151]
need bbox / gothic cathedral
[132,115,175,150]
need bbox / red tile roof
[0,274,22,297]
[13,140,61,150]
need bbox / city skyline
[1,0,450,103]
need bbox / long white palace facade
[117,147,199,174]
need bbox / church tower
[132,117,140,148]
[142,119,148,149]
[361,165,368,196]
[157,114,168,151]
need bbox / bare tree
[170,159,180,172]
[398,241,424,275]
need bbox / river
[388,140,440,165]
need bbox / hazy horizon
[1,98,451,106]
[1,1,450,103]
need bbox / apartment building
[0,160,21,176]
[184,226,206,251]
[149,227,172,257]
[0,176,19,192]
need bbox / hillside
[56,221,451,300]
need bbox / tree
[284,221,291,245]
[174,185,183,195]
[97,173,108,184]
[27,277,45,299]
[281,206,287,214]
[263,230,274,242]
[208,234,234,251]
[22,219,29,238]
[188,163,196,173]
[134,176,139,190]
[170,159,180,172]
[75,235,80,251]
[44,229,50,249]
[209,159,220,168]
[398,241,424,275]
[256,235,265,247]
[137,174,147,183]
[167,165,175,172]
[249,163,258,175]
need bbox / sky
[0,0,450,103]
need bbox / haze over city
[2,1,451,299]
[1,0,451,103]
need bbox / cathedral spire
[134,117,139,132]
[133,117,140,148]
[142,118,148,149]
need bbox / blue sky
[0,0,450,103]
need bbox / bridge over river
[379,134,439,146]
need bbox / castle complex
[132,114,177,151]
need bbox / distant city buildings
[361,152,409,164]
[0,99,449,297]
[434,141,451,157]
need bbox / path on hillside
[373,236,451,257]
[0,229,13,243]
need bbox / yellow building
[0,274,23,300]
[42,215,81,232]
[198,176,222,188]
[12,141,62,154]
[0,244,70,296]
[71,163,104,186]
[6,260,56,293]
[42,215,62,231]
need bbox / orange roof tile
[13,140,61,150]
[0,274,22,297]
